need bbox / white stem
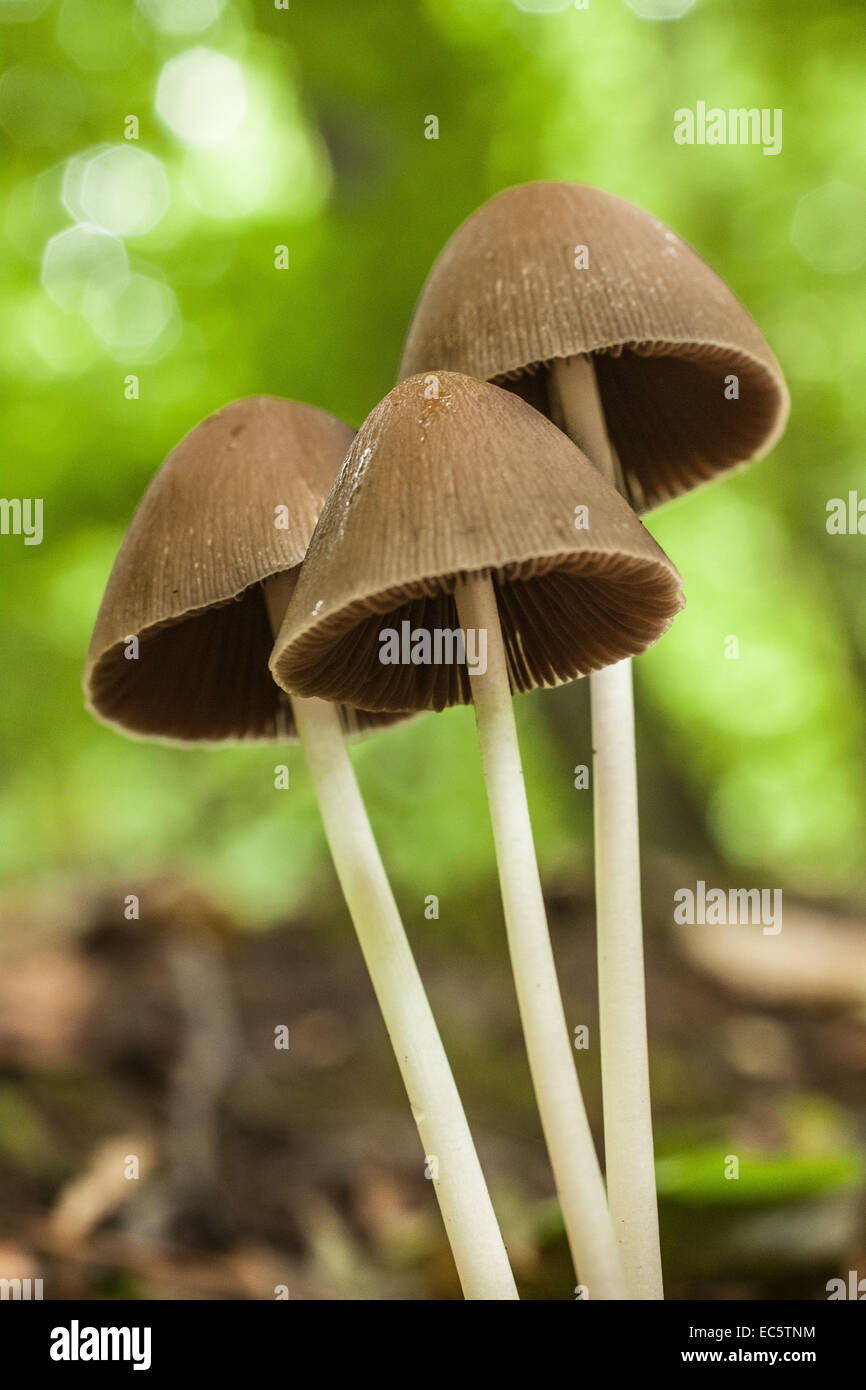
[550,354,627,495]
[551,354,664,1300]
[454,574,627,1300]
[292,693,519,1301]
[590,660,662,1298]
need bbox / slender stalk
[551,354,664,1299]
[266,577,516,1297]
[590,659,662,1298]
[454,573,627,1300]
[291,694,517,1299]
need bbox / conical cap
[84,396,403,742]
[271,373,684,712]
[398,182,789,511]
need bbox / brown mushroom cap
[398,182,789,512]
[270,373,684,713]
[84,396,404,743]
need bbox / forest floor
[0,863,864,1300]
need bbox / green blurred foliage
[1,0,864,923]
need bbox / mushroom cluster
[85,181,788,1301]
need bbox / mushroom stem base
[455,571,627,1301]
[292,692,518,1301]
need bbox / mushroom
[270,372,684,1298]
[399,182,788,511]
[84,395,518,1302]
[397,183,789,1298]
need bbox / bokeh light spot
[84,271,180,359]
[156,48,247,147]
[63,144,171,238]
[41,224,129,315]
[791,182,866,274]
[183,121,328,222]
[137,0,226,36]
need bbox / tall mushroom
[398,182,789,1298]
[270,372,684,1298]
[84,394,518,1301]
